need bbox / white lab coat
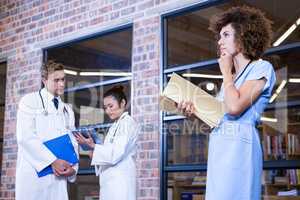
[15,88,78,200]
[91,112,138,200]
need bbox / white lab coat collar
[112,111,128,126]
[41,87,62,102]
[40,88,64,112]
[117,111,128,121]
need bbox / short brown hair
[209,6,272,60]
[41,60,64,79]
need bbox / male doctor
[15,61,78,200]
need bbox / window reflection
[168,172,206,200]
[167,169,300,200]
[68,175,99,200]
[46,27,133,200]
[63,81,131,127]
[164,0,300,199]
[165,119,209,165]
[48,28,132,87]
[262,169,300,197]
[166,1,300,68]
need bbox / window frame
[0,60,7,180]
[43,23,133,175]
[160,0,300,199]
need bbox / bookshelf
[166,119,209,165]
[165,117,300,199]
[167,172,300,199]
[260,114,300,198]
[167,172,206,200]
[263,196,300,200]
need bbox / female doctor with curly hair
[179,6,276,200]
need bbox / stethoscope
[39,89,70,128]
[109,113,127,143]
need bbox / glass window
[68,175,99,199]
[163,0,300,199]
[46,26,132,200]
[165,119,209,165]
[166,7,217,67]
[168,172,206,200]
[168,169,300,200]
[166,0,300,68]
[264,48,300,103]
[47,27,132,88]
[63,81,131,127]
[260,48,300,161]
[262,169,300,198]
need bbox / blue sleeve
[245,60,276,93]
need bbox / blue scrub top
[205,59,276,200]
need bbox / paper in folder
[37,134,79,177]
[160,73,225,127]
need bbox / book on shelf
[181,193,203,200]
[263,134,287,160]
[287,133,300,156]
[181,192,192,200]
[160,73,225,128]
[297,169,300,185]
[167,188,173,200]
[274,176,289,185]
[277,189,298,196]
[84,196,99,200]
[192,175,206,185]
[288,169,297,185]
[263,169,300,186]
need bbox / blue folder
[37,134,79,177]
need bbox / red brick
[0,1,165,199]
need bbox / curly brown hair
[209,6,273,60]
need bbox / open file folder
[37,134,79,177]
[160,73,225,127]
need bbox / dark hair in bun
[104,85,127,106]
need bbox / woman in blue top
[179,6,276,200]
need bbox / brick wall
[132,16,161,199]
[0,0,206,199]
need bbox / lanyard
[109,113,127,143]
[233,60,252,83]
[216,60,252,127]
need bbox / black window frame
[160,0,300,199]
[0,60,7,180]
[43,23,133,175]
